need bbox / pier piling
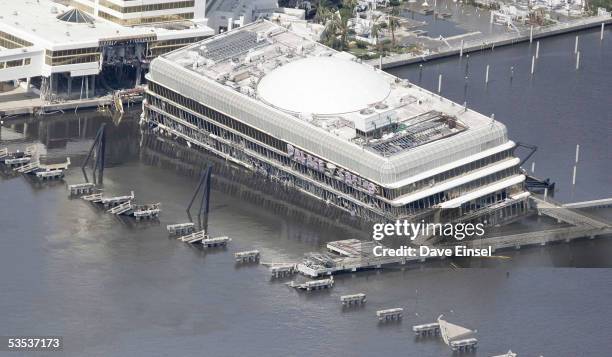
[574,35,579,54]
[601,23,605,41]
[460,39,464,57]
[535,41,540,59]
[530,25,533,43]
[531,161,535,174]
[576,51,580,70]
[437,74,442,93]
[575,144,580,164]
[531,56,535,75]
[485,65,489,84]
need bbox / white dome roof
[257,57,391,115]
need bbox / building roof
[0,0,212,50]
[150,21,511,186]
[257,56,391,115]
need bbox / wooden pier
[35,169,64,180]
[178,230,208,243]
[269,264,297,279]
[201,236,231,248]
[166,223,195,236]
[291,277,334,291]
[376,308,403,322]
[107,201,161,219]
[235,250,260,263]
[412,322,440,336]
[450,338,478,351]
[68,183,96,196]
[3,157,31,167]
[177,230,231,247]
[12,157,71,178]
[340,293,367,306]
[100,191,134,208]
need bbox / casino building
[0,0,212,100]
[143,20,530,223]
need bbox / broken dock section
[340,293,366,306]
[376,308,403,322]
[235,250,260,263]
[290,277,334,291]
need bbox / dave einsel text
[373,245,492,258]
[1,336,63,352]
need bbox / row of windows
[148,36,207,57]
[382,149,514,200]
[145,105,387,211]
[146,104,521,219]
[98,10,194,25]
[45,47,100,58]
[45,54,100,66]
[0,58,31,69]
[0,31,33,49]
[402,167,519,212]
[99,0,194,13]
[148,82,286,152]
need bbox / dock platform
[376,308,403,322]
[235,250,260,263]
[35,169,64,180]
[340,293,367,306]
[269,264,297,279]
[166,223,195,236]
[450,338,478,351]
[201,236,231,248]
[291,277,334,291]
[178,230,208,243]
[413,322,440,336]
[68,183,96,196]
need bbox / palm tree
[316,0,334,24]
[371,23,382,54]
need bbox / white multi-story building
[0,0,213,100]
[70,0,207,26]
[143,20,531,224]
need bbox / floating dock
[438,315,478,351]
[376,308,403,322]
[177,230,230,247]
[166,223,195,236]
[269,264,297,279]
[0,145,36,166]
[201,236,231,248]
[68,183,96,196]
[178,230,208,243]
[291,277,334,291]
[340,293,367,306]
[412,322,440,336]
[35,169,64,180]
[100,191,135,208]
[235,250,260,263]
[450,338,478,351]
[297,239,417,277]
[107,201,161,219]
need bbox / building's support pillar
[91,75,96,97]
[135,64,142,86]
[51,73,58,97]
[85,75,89,99]
[67,76,72,98]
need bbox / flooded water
[1,30,611,356]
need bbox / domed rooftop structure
[57,8,95,24]
[257,57,391,116]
